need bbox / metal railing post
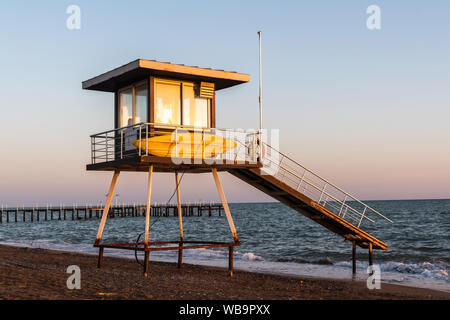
[202,128,205,161]
[105,132,109,162]
[175,128,178,158]
[91,137,95,164]
[323,196,329,207]
[278,154,285,177]
[358,207,367,228]
[341,206,347,218]
[318,184,327,204]
[253,133,257,162]
[339,195,347,216]
[146,124,149,155]
[120,129,124,159]
[297,170,306,191]
[139,126,142,156]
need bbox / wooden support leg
[94,171,120,269]
[229,246,234,277]
[352,240,357,275]
[177,244,183,268]
[144,165,154,277]
[368,242,374,275]
[97,247,104,268]
[144,251,150,276]
[94,171,120,247]
[175,172,184,269]
[211,168,240,243]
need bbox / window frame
[153,78,182,126]
[117,79,149,128]
[152,77,213,128]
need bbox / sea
[0,199,449,292]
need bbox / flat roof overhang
[82,59,250,92]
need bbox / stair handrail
[262,142,393,224]
[262,154,377,224]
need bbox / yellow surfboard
[132,132,237,158]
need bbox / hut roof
[82,59,249,92]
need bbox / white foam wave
[335,260,449,282]
[241,252,264,261]
[380,261,449,281]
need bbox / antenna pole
[258,31,263,136]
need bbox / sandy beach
[0,244,448,300]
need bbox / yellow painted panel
[133,133,237,158]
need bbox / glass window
[118,82,148,127]
[183,84,210,127]
[155,81,181,125]
[119,88,133,127]
[135,84,148,124]
[153,78,212,128]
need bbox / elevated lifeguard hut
[83,59,392,277]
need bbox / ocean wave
[380,261,449,281]
[275,257,334,265]
[335,260,449,282]
[276,257,308,264]
[180,248,264,262]
[241,252,264,261]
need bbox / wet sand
[0,244,448,300]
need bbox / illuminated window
[154,79,211,127]
[182,83,210,127]
[119,88,133,127]
[119,81,148,127]
[155,80,181,125]
[135,84,148,124]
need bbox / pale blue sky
[0,1,449,205]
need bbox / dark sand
[0,244,448,300]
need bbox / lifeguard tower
[83,59,392,277]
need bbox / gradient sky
[0,0,449,206]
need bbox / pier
[0,202,223,224]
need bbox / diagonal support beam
[211,168,239,243]
[175,172,184,268]
[144,165,154,247]
[144,165,154,276]
[95,171,120,246]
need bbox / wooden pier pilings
[0,203,223,224]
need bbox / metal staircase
[228,142,393,250]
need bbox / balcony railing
[90,123,260,165]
